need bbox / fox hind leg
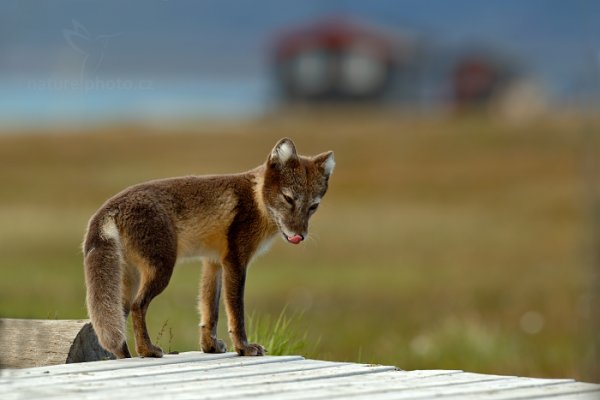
[130,255,175,358]
[131,238,176,357]
[122,204,177,358]
[121,261,140,321]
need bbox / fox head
[262,138,335,245]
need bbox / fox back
[83,138,334,358]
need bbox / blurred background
[1,0,599,381]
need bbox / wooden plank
[263,374,588,400]
[285,376,549,399]
[197,370,512,400]
[135,371,567,400]
[1,351,238,378]
[0,319,113,368]
[1,353,300,382]
[2,352,599,400]
[3,362,395,400]
[439,381,600,400]
[0,366,461,397]
[244,370,506,400]
[0,357,474,400]
[3,359,347,399]
[0,356,332,394]
[200,372,594,400]
[535,394,600,400]
[86,364,396,399]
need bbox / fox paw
[137,344,164,358]
[236,343,266,356]
[202,338,227,353]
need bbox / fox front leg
[199,260,227,353]
[222,259,265,356]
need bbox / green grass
[0,113,597,380]
[247,307,314,356]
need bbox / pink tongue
[287,235,303,244]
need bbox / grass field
[0,111,597,380]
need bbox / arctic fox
[83,138,334,358]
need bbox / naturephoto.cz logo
[28,20,153,91]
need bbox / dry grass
[0,111,596,380]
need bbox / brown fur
[83,138,334,358]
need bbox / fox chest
[176,222,229,262]
[175,221,277,264]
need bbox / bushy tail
[83,213,126,357]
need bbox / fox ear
[314,151,335,177]
[269,138,297,166]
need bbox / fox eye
[308,203,319,213]
[282,193,295,206]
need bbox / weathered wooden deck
[1,352,599,399]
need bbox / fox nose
[287,234,304,245]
